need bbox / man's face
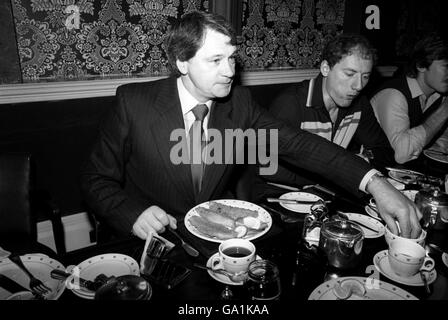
[321,53,373,108]
[177,28,236,102]
[421,59,448,94]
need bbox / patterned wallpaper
[10,0,345,82]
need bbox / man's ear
[416,64,427,74]
[320,60,330,76]
[176,60,187,75]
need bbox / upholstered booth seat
[0,153,66,257]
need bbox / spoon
[193,263,247,282]
[168,227,199,257]
[420,271,431,295]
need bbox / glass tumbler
[246,259,281,300]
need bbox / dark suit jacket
[80,77,372,237]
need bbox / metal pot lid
[417,188,448,205]
[94,275,152,300]
[321,220,363,240]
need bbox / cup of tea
[211,239,256,275]
[388,238,435,278]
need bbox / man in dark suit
[81,11,421,241]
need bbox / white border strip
[0,67,396,104]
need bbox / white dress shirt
[371,77,441,164]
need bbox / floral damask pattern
[11,0,345,81]
[238,0,344,71]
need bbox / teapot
[415,187,448,230]
[318,218,364,269]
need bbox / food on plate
[333,278,366,300]
[189,201,268,240]
[209,202,258,220]
[195,207,236,229]
[189,216,239,240]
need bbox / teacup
[384,224,426,247]
[388,238,435,278]
[211,238,256,275]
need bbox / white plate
[364,205,382,221]
[308,276,418,300]
[373,250,437,287]
[278,192,323,213]
[442,253,448,269]
[386,177,405,190]
[0,254,66,300]
[206,252,261,286]
[401,190,418,202]
[424,149,448,164]
[185,199,272,243]
[388,169,423,185]
[67,253,140,299]
[343,212,385,238]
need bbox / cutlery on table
[50,269,103,292]
[336,211,379,234]
[259,204,299,223]
[0,274,44,299]
[9,255,51,295]
[420,271,431,295]
[385,167,423,176]
[193,263,246,282]
[267,182,336,197]
[266,198,331,205]
[168,227,199,257]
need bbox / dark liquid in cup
[223,246,252,258]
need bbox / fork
[9,255,51,295]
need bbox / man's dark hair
[322,33,377,68]
[166,11,236,77]
[405,33,448,78]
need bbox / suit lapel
[150,78,195,203]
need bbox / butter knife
[266,198,330,205]
[168,227,199,257]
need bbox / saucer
[442,253,448,269]
[373,250,437,287]
[206,252,261,286]
[342,212,385,238]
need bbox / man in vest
[371,33,448,166]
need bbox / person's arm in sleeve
[80,85,175,238]
[371,89,448,164]
[355,100,395,170]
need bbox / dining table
[47,181,448,305]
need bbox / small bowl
[384,224,426,247]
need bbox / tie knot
[192,104,209,121]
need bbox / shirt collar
[406,76,441,101]
[177,77,212,115]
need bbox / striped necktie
[189,104,209,195]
